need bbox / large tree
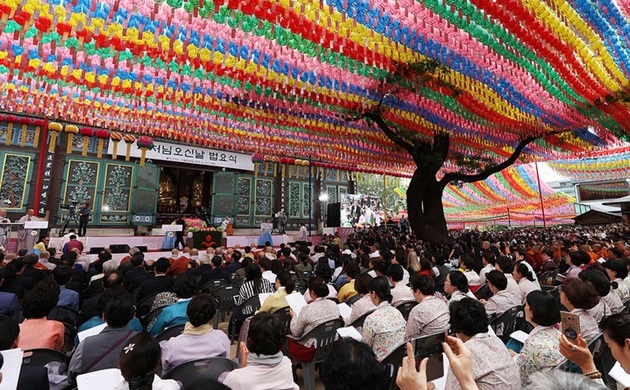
[355,92,555,243]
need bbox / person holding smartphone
[559,278,600,343]
[446,298,521,389]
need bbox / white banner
[107,140,255,171]
[162,224,183,232]
[24,221,49,229]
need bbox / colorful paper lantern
[64,125,79,155]
[136,136,155,167]
[123,134,136,161]
[95,130,110,158]
[79,127,94,156]
[110,132,123,160]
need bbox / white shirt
[391,282,415,306]
[297,226,308,241]
[479,264,495,285]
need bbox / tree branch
[432,131,450,164]
[363,112,415,156]
[439,136,538,186]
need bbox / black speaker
[89,247,105,255]
[109,244,130,254]
[137,246,148,253]
[327,203,341,227]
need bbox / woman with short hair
[406,275,449,340]
[343,273,376,326]
[560,278,600,343]
[444,271,475,305]
[160,294,230,373]
[361,276,406,361]
[223,313,298,390]
[514,291,564,385]
[603,259,630,301]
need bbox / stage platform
[222,234,293,248]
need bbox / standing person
[297,223,308,243]
[277,210,287,235]
[17,209,39,251]
[0,209,10,249]
[78,202,90,237]
[173,215,185,250]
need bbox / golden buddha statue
[158,173,176,206]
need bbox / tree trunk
[406,168,450,244]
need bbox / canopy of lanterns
[443,164,576,227]
[0,0,629,176]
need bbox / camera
[60,202,79,210]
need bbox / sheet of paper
[510,330,529,344]
[336,326,362,341]
[77,322,107,342]
[337,302,352,319]
[286,293,308,318]
[258,293,272,307]
[0,349,23,390]
[609,362,630,387]
[77,368,125,390]
[487,325,496,337]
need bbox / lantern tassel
[125,143,132,161]
[140,147,147,166]
[34,126,40,148]
[97,138,104,158]
[48,132,57,153]
[81,136,89,156]
[112,140,119,159]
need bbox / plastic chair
[272,306,292,334]
[490,306,521,343]
[380,343,407,390]
[156,323,186,342]
[230,294,262,342]
[49,306,80,326]
[382,364,396,390]
[211,285,240,328]
[201,279,229,294]
[22,348,69,366]
[326,297,340,304]
[285,318,344,390]
[394,300,418,321]
[162,357,239,387]
[136,293,159,318]
[349,309,375,330]
[300,271,313,280]
[473,284,491,300]
[345,294,361,306]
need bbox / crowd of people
[0,223,628,389]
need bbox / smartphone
[414,332,445,381]
[561,311,581,343]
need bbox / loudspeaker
[137,246,148,253]
[109,244,130,254]
[89,247,105,255]
[327,203,341,227]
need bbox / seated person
[199,256,228,286]
[0,316,50,390]
[514,290,564,385]
[579,267,624,322]
[148,274,197,336]
[138,257,172,300]
[161,294,230,373]
[289,277,340,361]
[344,273,377,326]
[387,264,414,306]
[257,270,297,314]
[53,265,80,312]
[18,278,64,351]
[117,332,180,390]
[446,298,521,389]
[479,270,520,317]
[336,262,360,303]
[222,312,298,390]
[68,290,138,380]
[236,264,275,317]
[77,287,143,337]
[560,278,600,343]
[460,253,481,286]
[321,338,389,390]
[0,267,20,319]
[406,275,449,340]
[362,276,406,361]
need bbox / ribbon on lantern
[79,127,94,156]
[32,119,45,148]
[123,134,136,161]
[4,115,17,146]
[136,136,154,166]
[95,130,110,158]
[19,118,31,147]
[64,125,79,154]
[48,122,63,153]
[110,132,123,159]
[263,155,271,174]
[302,160,310,179]
[280,157,288,178]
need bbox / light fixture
[319,193,329,202]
